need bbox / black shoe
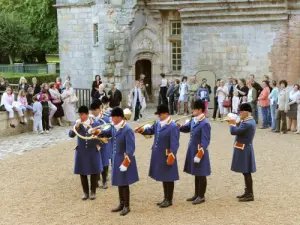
[156,199,167,206]
[236,189,247,199]
[192,197,205,205]
[111,204,124,212]
[120,206,130,216]
[159,200,172,208]
[90,192,96,200]
[140,114,143,118]
[10,124,15,128]
[20,121,25,125]
[186,195,197,202]
[239,193,254,202]
[81,193,89,200]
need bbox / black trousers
[80,174,98,194]
[160,87,168,106]
[118,185,130,207]
[168,95,175,115]
[162,181,174,201]
[212,97,221,119]
[243,173,253,194]
[134,101,141,121]
[194,176,207,198]
[101,166,108,184]
[42,114,49,131]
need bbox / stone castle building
[55,0,300,100]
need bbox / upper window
[171,21,181,35]
[93,24,99,44]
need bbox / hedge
[1,73,58,85]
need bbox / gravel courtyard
[1,118,300,225]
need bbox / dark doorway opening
[135,59,152,96]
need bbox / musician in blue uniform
[69,105,103,200]
[92,107,139,216]
[135,104,180,208]
[90,101,111,189]
[227,103,256,202]
[178,99,211,205]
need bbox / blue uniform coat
[69,120,103,175]
[142,119,180,182]
[230,118,256,173]
[180,118,211,176]
[95,115,111,167]
[100,121,139,186]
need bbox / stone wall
[182,22,290,82]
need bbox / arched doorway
[195,70,216,109]
[135,59,152,95]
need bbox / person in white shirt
[159,73,168,106]
[129,81,143,121]
[216,80,229,119]
[32,96,43,134]
[178,76,189,115]
[287,84,300,132]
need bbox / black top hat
[239,103,252,113]
[154,104,169,115]
[193,99,205,111]
[111,107,124,118]
[92,99,102,108]
[78,105,89,114]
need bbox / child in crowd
[32,96,43,134]
[26,87,34,106]
[232,90,240,114]
[41,94,50,134]
[18,90,33,122]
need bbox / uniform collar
[160,117,171,127]
[193,114,205,123]
[113,120,126,131]
[241,116,253,122]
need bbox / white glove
[119,164,128,172]
[87,128,93,134]
[194,156,201,163]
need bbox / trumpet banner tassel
[122,155,131,167]
[196,144,204,159]
[167,153,175,166]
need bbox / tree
[0,0,58,63]
[0,12,36,64]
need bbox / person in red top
[258,80,270,129]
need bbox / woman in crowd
[91,75,102,101]
[217,80,229,119]
[196,81,210,115]
[275,80,290,134]
[178,76,189,115]
[0,75,9,101]
[212,79,221,120]
[93,83,106,101]
[55,77,62,93]
[173,79,180,115]
[18,77,29,92]
[61,81,76,126]
[49,82,64,126]
[237,78,249,104]
[268,80,279,131]
[39,83,57,128]
[287,84,300,132]
[229,78,239,100]
[159,73,168,106]
[0,87,25,128]
[258,80,270,129]
[31,77,41,95]
[247,81,257,118]
[140,80,148,117]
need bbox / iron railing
[74,88,91,109]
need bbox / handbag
[70,93,78,103]
[223,97,232,108]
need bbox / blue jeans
[255,105,259,124]
[270,103,277,130]
[261,106,270,128]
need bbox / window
[172,41,181,71]
[93,24,99,44]
[171,21,181,35]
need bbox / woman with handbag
[61,81,76,126]
[217,80,229,120]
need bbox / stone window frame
[169,21,182,72]
[93,23,99,45]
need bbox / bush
[1,72,58,85]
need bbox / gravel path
[1,116,300,225]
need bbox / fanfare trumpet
[136,114,193,139]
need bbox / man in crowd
[108,83,122,108]
[188,76,199,110]
[166,79,175,115]
[250,74,263,123]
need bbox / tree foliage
[0,12,36,64]
[0,0,58,63]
